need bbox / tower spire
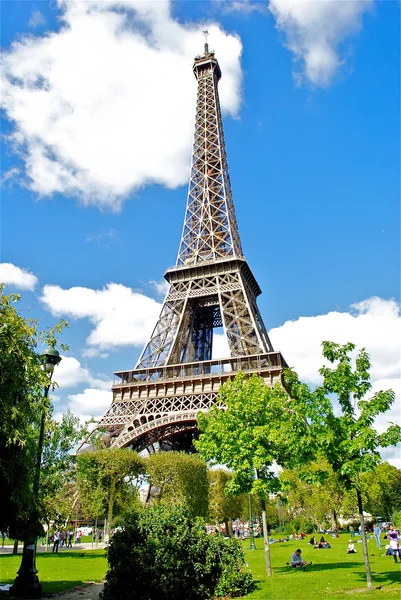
[177,43,243,266]
[203,29,209,55]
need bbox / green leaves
[145,452,209,519]
[76,448,145,530]
[102,504,254,600]
[0,288,69,538]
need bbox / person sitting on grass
[347,540,357,553]
[309,536,316,546]
[287,549,312,571]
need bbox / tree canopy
[0,287,69,539]
[76,447,145,539]
[145,451,209,519]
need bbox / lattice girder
[97,48,286,453]
[136,258,273,369]
[98,353,286,450]
[177,52,243,266]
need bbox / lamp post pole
[9,348,62,599]
[248,493,256,550]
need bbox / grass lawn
[1,534,400,598]
[0,550,107,594]
[243,534,401,599]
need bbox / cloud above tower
[268,0,373,86]
[1,0,242,210]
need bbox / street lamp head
[42,346,62,373]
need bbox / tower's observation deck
[98,44,287,451]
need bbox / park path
[48,583,104,599]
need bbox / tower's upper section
[176,45,244,266]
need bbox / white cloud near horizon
[269,296,401,466]
[269,297,400,386]
[41,282,162,354]
[0,262,38,290]
[1,0,242,210]
[268,0,373,86]
[66,388,112,422]
[55,355,112,390]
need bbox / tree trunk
[331,508,338,531]
[224,519,229,537]
[105,479,116,542]
[144,482,152,505]
[356,484,373,591]
[13,539,19,555]
[261,499,272,577]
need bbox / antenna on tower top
[203,30,209,55]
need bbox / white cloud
[41,282,162,352]
[149,279,169,297]
[212,332,230,358]
[270,297,400,385]
[0,262,38,290]
[1,0,242,209]
[0,167,20,185]
[268,0,373,86]
[85,229,119,247]
[218,0,268,15]
[269,296,401,466]
[55,355,111,390]
[67,388,112,421]
[28,9,46,28]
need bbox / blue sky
[0,0,399,464]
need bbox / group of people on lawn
[309,535,332,549]
[288,524,400,570]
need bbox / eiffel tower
[99,39,287,451]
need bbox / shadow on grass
[0,551,104,561]
[275,561,361,574]
[355,569,401,587]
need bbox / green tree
[339,462,401,522]
[280,460,347,531]
[196,372,297,576]
[208,469,246,535]
[284,341,401,590]
[76,448,145,540]
[0,287,68,539]
[362,462,401,519]
[40,409,87,526]
[145,452,209,519]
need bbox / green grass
[1,534,400,598]
[243,534,401,599]
[0,550,107,594]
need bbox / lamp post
[248,493,256,550]
[9,347,62,599]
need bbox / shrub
[101,504,254,600]
[391,511,401,528]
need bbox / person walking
[388,525,400,563]
[373,523,381,549]
[52,530,60,553]
[67,530,73,548]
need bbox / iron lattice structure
[99,45,287,451]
